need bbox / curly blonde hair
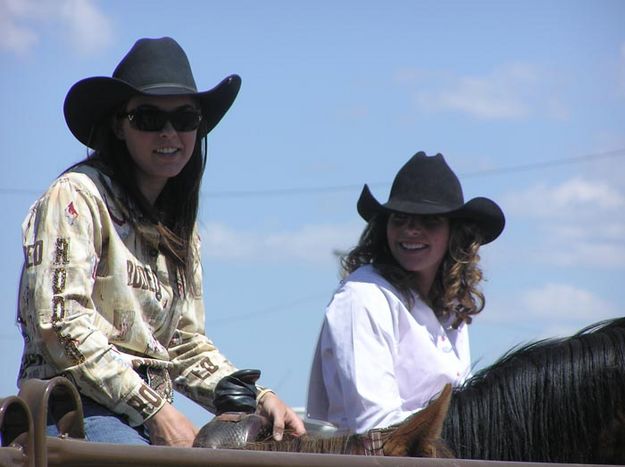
[341,213,485,328]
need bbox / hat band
[138,82,198,93]
[385,199,462,213]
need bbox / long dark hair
[68,106,209,277]
[341,213,484,327]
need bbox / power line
[201,148,625,198]
[458,148,625,178]
[205,292,327,327]
[1,148,623,198]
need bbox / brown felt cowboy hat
[64,36,241,148]
[357,152,505,244]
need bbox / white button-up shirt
[307,265,471,433]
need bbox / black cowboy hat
[64,36,241,148]
[357,152,505,244]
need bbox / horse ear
[383,384,453,457]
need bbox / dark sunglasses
[388,213,448,228]
[120,106,203,132]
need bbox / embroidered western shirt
[306,265,471,433]
[17,164,238,427]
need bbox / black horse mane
[442,317,625,464]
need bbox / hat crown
[389,152,464,209]
[356,151,505,244]
[112,37,198,93]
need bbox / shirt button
[149,248,158,258]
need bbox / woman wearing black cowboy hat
[307,152,505,433]
[16,37,304,446]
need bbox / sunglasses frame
[120,106,203,132]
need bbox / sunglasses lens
[127,108,202,132]
[170,110,202,131]
[128,108,167,131]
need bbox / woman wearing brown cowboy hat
[16,37,304,446]
[307,152,505,433]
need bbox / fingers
[257,392,306,440]
[272,415,285,441]
[144,402,199,447]
[285,408,306,437]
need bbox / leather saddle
[193,369,271,448]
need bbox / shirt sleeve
[320,283,415,432]
[166,231,239,413]
[19,176,165,427]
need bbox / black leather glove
[213,369,261,415]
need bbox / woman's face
[386,213,450,294]
[116,94,200,203]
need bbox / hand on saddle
[217,369,306,441]
[256,389,306,441]
[194,369,306,448]
[145,401,199,447]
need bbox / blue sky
[1,0,624,428]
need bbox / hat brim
[357,184,505,244]
[64,74,241,148]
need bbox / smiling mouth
[399,242,428,251]
[154,147,180,155]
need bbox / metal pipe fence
[0,378,615,467]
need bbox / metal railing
[0,378,615,467]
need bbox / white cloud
[0,0,112,56]
[521,283,617,321]
[200,222,360,264]
[482,283,619,341]
[502,176,625,269]
[550,221,625,243]
[399,63,568,120]
[0,16,38,55]
[0,0,39,55]
[540,238,625,268]
[59,0,113,54]
[504,177,625,219]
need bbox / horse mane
[443,317,625,463]
[243,384,455,457]
[244,432,359,454]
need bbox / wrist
[143,400,168,427]
[256,388,275,403]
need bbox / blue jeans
[47,396,150,445]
